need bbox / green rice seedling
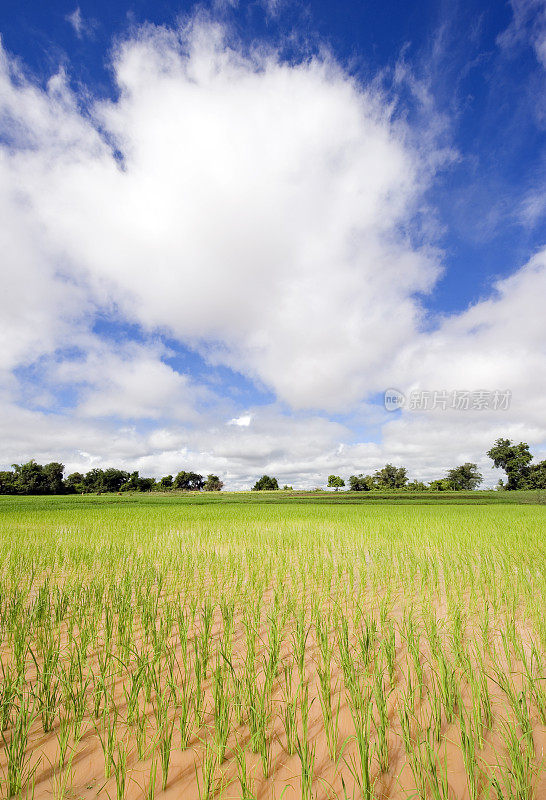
[176,608,190,671]
[195,740,217,800]
[424,610,441,662]
[318,661,340,760]
[358,617,377,670]
[460,709,479,800]
[449,605,466,667]
[193,639,206,728]
[247,677,271,777]
[145,758,158,800]
[399,704,426,799]
[501,721,534,800]
[491,664,534,758]
[212,661,231,763]
[0,662,18,732]
[136,709,148,760]
[265,608,282,688]
[479,602,491,652]
[282,666,298,756]
[113,742,128,800]
[49,744,76,800]
[518,639,546,724]
[123,663,144,726]
[12,618,30,679]
[345,683,373,800]
[382,622,396,688]
[30,634,61,733]
[434,648,459,724]
[293,609,310,681]
[56,713,71,768]
[200,601,214,677]
[1,692,36,799]
[158,716,175,790]
[295,684,316,800]
[95,708,117,780]
[316,614,332,670]
[423,740,449,800]
[234,742,257,800]
[177,678,193,750]
[515,690,534,759]
[372,672,389,774]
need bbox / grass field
[0,495,544,799]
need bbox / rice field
[0,496,544,800]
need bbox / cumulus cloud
[0,19,442,410]
[52,341,207,420]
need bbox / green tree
[203,474,224,491]
[65,472,84,493]
[487,439,533,490]
[0,471,18,494]
[446,462,483,490]
[349,474,375,491]
[527,460,546,489]
[327,475,345,490]
[100,468,130,493]
[407,480,427,491]
[81,468,106,493]
[43,462,66,494]
[174,471,204,490]
[11,460,49,494]
[158,475,174,490]
[251,475,279,491]
[373,464,408,489]
[429,478,452,491]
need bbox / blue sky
[1,0,546,486]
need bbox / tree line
[254,438,546,492]
[0,463,223,495]
[0,438,544,495]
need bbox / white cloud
[0,19,442,410]
[52,341,207,420]
[65,7,95,40]
[228,414,252,426]
[498,0,546,67]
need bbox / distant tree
[0,471,18,494]
[429,478,451,491]
[81,468,106,493]
[349,474,375,491]
[158,475,174,490]
[487,439,533,490]
[527,460,546,489]
[11,460,49,495]
[100,468,130,493]
[252,475,279,491]
[327,475,345,490]
[65,472,84,493]
[203,474,224,491]
[282,485,293,490]
[373,464,408,489]
[406,480,428,491]
[174,471,204,491]
[138,477,156,492]
[42,462,65,494]
[119,471,154,492]
[446,462,483,490]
